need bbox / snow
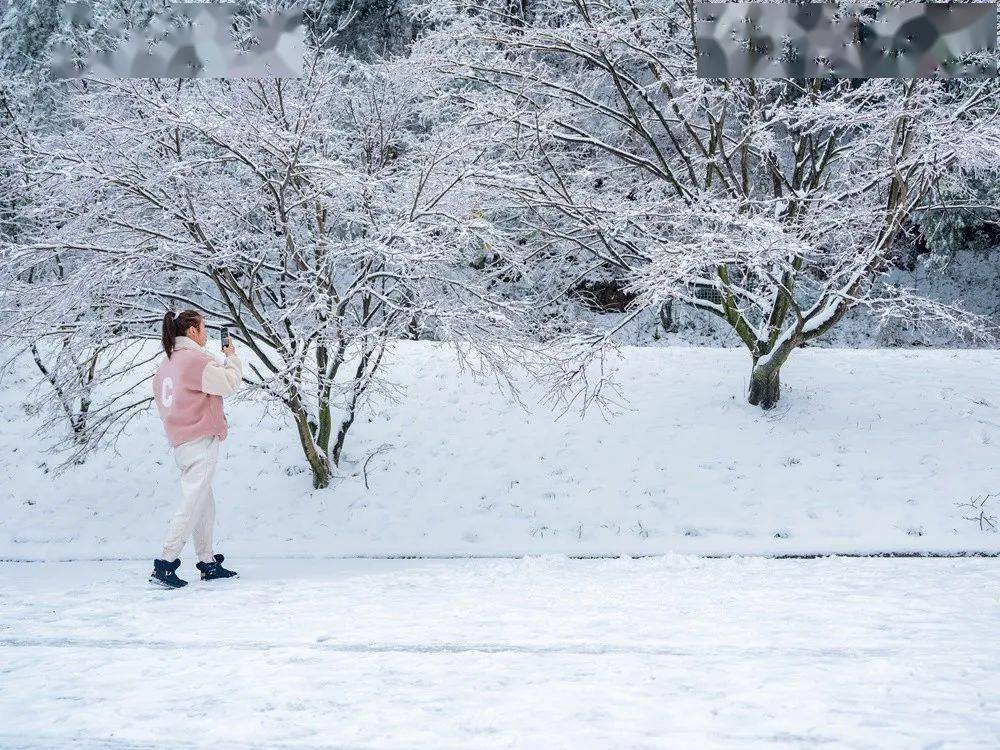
[1,555,999,748]
[2,343,999,560]
[3,343,999,746]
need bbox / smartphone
[220,326,231,349]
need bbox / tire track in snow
[0,736,379,750]
[0,635,894,658]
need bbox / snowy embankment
[1,344,998,560]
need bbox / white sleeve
[201,354,243,397]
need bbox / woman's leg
[192,487,216,564]
[160,436,220,562]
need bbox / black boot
[149,558,187,589]
[196,553,238,581]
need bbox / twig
[361,443,393,491]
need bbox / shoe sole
[149,576,187,589]
[200,573,239,581]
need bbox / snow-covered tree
[413,0,1000,408]
[0,0,62,75]
[3,52,531,487]
[915,169,1000,262]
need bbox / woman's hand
[223,342,236,357]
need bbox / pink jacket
[152,336,243,447]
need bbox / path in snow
[1,556,998,749]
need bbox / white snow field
[1,555,999,749]
[2,344,999,559]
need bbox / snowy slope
[1,343,999,559]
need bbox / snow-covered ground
[4,344,999,747]
[1,555,998,749]
[2,344,1000,559]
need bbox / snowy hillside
[2,343,999,560]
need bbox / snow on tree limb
[411,0,1000,408]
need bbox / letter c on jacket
[162,376,175,408]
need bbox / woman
[149,309,243,589]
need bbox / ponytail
[161,309,203,358]
[161,311,176,357]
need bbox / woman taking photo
[149,310,243,589]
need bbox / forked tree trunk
[747,327,801,411]
[293,412,332,489]
[289,370,365,488]
[289,395,332,490]
[748,365,781,410]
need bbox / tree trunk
[291,406,331,489]
[331,412,355,468]
[71,395,91,442]
[331,356,368,467]
[748,365,781,410]
[658,301,676,333]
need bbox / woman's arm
[202,353,243,397]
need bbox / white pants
[161,436,219,564]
